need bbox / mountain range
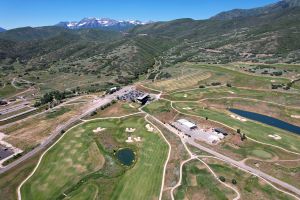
[212,0,300,20]
[0,27,6,32]
[0,0,299,88]
[56,17,148,31]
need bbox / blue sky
[0,0,279,29]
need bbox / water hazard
[116,148,135,166]
[229,108,300,135]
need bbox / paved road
[148,115,300,197]
[0,86,134,174]
[186,139,300,196]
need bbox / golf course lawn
[21,115,169,200]
[166,86,300,107]
[175,160,235,200]
[191,63,289,89]
[68,184,98,200]
[173,102,300,153]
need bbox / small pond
[116,148,135,166]
[229,108,300,135]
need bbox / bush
[211,82,221,86]
[272,71,283,76]
[199,85,206,88]
[91,111,97,116]
[219,176,226,182]
[34,101,42,107]
[237,129,241,134]
[241,133,247,141]
[226,83,232,87]
[232,179,237,185]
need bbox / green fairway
[251,149,273,159]
[21,115,169,200]
[68,184,98,200]
[173,102,300,153]
[166,86,300,107]
[175,160,235,200]
[190,64,289,89]
[142,99,172,115]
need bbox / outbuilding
[137,94,150,105]
[177,119,197,130]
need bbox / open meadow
[205,158,296,200]
[174,159,236,200]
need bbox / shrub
[226,83,232,87]
[211,82,221,86]
[91,111,97,116]
[219,176,226,182]
[232,179,237,185]
[241,133,247,141]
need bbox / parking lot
[0,98,36,121]
[118,90,146,101]
[0,145,14,161]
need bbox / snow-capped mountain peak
[56,17,149,31]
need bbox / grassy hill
[0,0,299,94]
[130,1,300,64]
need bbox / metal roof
[177,119,197,129]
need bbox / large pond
[229,108,300,135]
[116,148,135,166]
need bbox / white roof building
[177,119,197,129]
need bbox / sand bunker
[268,134,282,140]
[126,137,134,143]
[291,115,300,119]
[229,91,235,94]
[230,114,247,122]
[183,107,192,110]
[129,103,135,108]
[183,94,188,98]
[126,136,141,143]
[93,127,106,133]
[146,124,154,132]
[125,128,136,133]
